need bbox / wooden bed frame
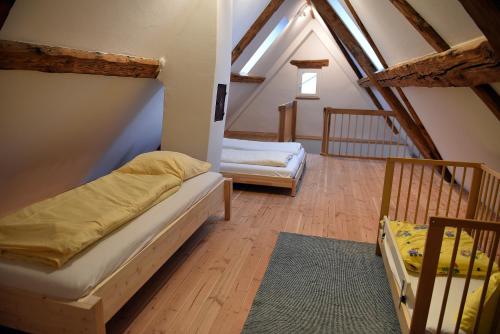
[222,100,305,196]
[0,178,233,334]
[377,158,500,334]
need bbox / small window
[297,69,320,98]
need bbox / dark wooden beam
[311,0,437,160]
[290,59,329,68]
[471,84,500,121]
[0,40,160,78]
[390,0,500,122]
[0,0,15,30]
[389,0,449,52]
[344,0,440,158]
[458,0,500,57]
[358,37,500,88]
[231,0,285,64]
[230,73,265,83]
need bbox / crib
[377,157,500,334]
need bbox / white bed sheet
[219,148,306,178]
[383,223,483,334]
[223,138,302,155]
[0,172,223,301]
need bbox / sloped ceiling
[229,0,500,170]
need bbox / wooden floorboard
[107,154,386,333]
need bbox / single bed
[377,157,500,334]
[0,170,232,333]
[221,101,306,196]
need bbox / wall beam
[230,73,265,83]
[357,37,500,88]
[231,0,285,64]
[389,0,500,122]
[0,40,160,78]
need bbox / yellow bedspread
[389,221,498,278]
[0,151,211,268]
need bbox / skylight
[328,0,384,71]
[240,17,289,75]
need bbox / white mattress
[382,222,483,334]
[0,172,223,300]
[219,147,306,178]
[223,138,302,155]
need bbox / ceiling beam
[0,40,161,78]
[389,0,449,52]
[390,0,500,122]
[0,0,15,30]
[230,73,265,83]
[458,0,500,57]
[358,37,500,88]
[231,0,285,65]
[290,59,329,68]
[311,0,438,160]
[344,0,438,159]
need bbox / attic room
[0,0,499,333]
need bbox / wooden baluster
[396,120,401,157]
[360,116,365,157]
[331,113,337,156]
[374,116,380,158]
[368,115,374,158]
[445,166,457,217]
[389,116,395,157]
[414,165,425,224]
[489,179,500,222]
[346,114,351,156]
[395,162,405,220]
[436,226,463,333]
[455,230,481,333]
[474,173,487,220]
[404,163,415,221]
[383,115,387,158]
[353,115,359,157]
[423,165,435,224]
[435,165,446,216]
[455,167,467,218]
[338,114,344,156]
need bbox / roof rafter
[344,0,438,160]
[388,0,500,122]
[310,0,439,161]
[231,0,286,65]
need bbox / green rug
[242,233,401,334]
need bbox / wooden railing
[378,158,500,333]
[321,108,419,159]
[278,100,297,142]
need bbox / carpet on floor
[242,232,401,334]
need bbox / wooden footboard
[0,177,232,334]
[377,157,500,334]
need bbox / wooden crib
[377,157,500,334]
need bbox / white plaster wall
[230,31,374,135]
[0,0,225,215]
[232,0,270,48]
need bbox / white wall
[229,21,376,136]
[0,0,227,216]
[346,0,500,170]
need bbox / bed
[221,101,306,196]
[377,157,500,334]
[0,155,232,333]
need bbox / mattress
[382,220,483,334]
[0,172,223,300]
[220,147,306,178]
[223,138,302,155]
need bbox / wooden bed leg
[224,178,232,220]
[290,183,297,197]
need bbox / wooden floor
[107,154,387,334]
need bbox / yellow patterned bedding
[0,151,211,268]
[388,221,498,278]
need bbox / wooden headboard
[278,100,297,142]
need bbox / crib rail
[411,217,500,334]
[321,108,418,160]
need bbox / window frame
[296,68,320,99]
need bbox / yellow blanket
[389,221,498,278]
[0,151,211,268]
